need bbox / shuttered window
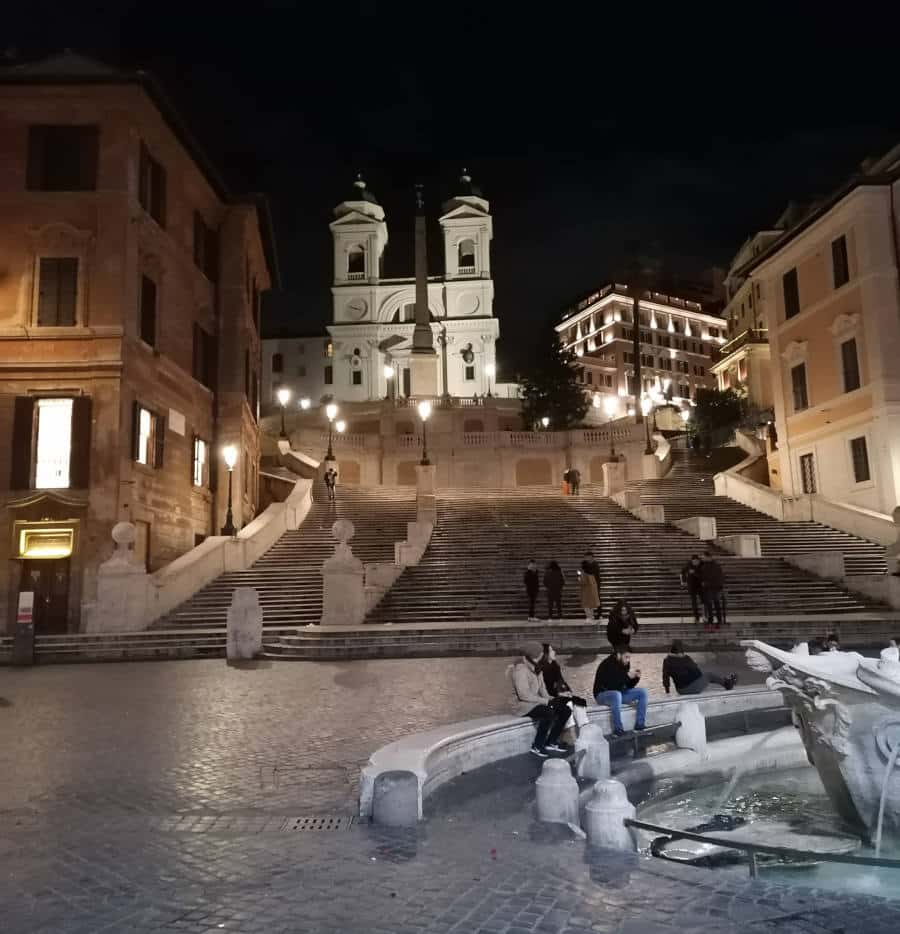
[140,275,157,347]
[36,257,78,326]
[783,268,800,319]
[8,395,91,490]
[192,323,216,389]
[193,212,219,281]
[138,143,167,227]
[27,125,99,191]
[850,437,871,483]
[791,363,809,412]
[841,338,860,392]
[832,236,850,289]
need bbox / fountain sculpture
[744,640,900,846]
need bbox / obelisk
[409,184,439,397]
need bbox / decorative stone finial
[332,519,355,545]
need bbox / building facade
[0,53,277,634]
[744,145,900,514]
[262,173,501,408]
[556,284,724,416]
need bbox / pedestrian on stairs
[544,560,565,620]
[524,559,540,621]
[582,551,602,619]
[606,599,639,648]
[679,554,704,624]
[569,467,582,496]
[579,560,600,621]
[700,550,726,630]
[323,467,337,503]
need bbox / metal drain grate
[280,815,353,832]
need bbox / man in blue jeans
[593,643,648,736]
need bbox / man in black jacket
[593,644,648,736]
[700,550,726,630]
[662,640,737,695]
[679,554,704,624]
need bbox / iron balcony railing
[712,328,768,364]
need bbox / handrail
[624,817,900,878]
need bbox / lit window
[34,398,73,489]
[192,437,207,487]
[138,406,153,465]
[134,404,165,468]
[324,341,334,358]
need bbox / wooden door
[19,559,70,634]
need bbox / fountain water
[875,741,900,857]
[713,729,781,813]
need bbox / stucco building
[743,144,900,514]
[556,284,724,416]
[262,172,507,409]
[0,53,278,633]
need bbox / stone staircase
[156,484,416,630]
[365,479,883,626]
[633,449,888,576]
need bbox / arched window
[391,302,417,323]
[272,352,283,373]
[458,238,476,270]
[347,245,365,278]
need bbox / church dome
[347,173,379,206]
[455,169,483,199]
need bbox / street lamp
[680,408,691,426]
[541,416,550,429]
[277,386,291,438]
[325,402,338,461]
[299,397,311,411]
[336,419,346,434]
[604,395,619,458]
[417,399,432,465]
[384,364,395,401]
[641,396,653,455]
[485,362,495,398]
[220,444,238,536]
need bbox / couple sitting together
[512,640,738,755]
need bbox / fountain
[742,640,900,843]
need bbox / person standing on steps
[323,467,337,503]
[606,599,639,648]
[582,551,602,619]
[679,554,704,624]
[579,560,600,621]
[569,467,581,496]
[523,559,540,621]
[510,642,571,756]
[700,550,726,630]
[662,640,738,695]
[544,560,565,620]
[593,643,648,736]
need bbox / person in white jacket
[510,642,571,757]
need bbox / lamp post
[604,395,619,458]
[299,397,311,411]
[641,396,653,455]
[325,402,338,461]
[485,362,495,398]
[277,387,291,439]
[220,444,238,536]
[437,327,452,402]
[417,399,432,465]
[384,364,395,402]
[541,416,550,430]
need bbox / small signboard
[13,591,35,666]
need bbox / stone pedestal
[416,464,437,525]
[602,461,626,497]
[535,759,579,825]
[584,779,637,851]
[675,702,707,756]
[84,522,150,633]
[321,519,366,626]
[642,452,661,480]
[574,723,610,780]
[410,353,439,397]
[715,533,762,557]
[227,587,263,660]
[673,516,717,540]
[372,770,419,827]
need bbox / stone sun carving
[780,340,808,366]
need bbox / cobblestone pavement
[2,655,899,932]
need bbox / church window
[458,238,476,270]
[324,340,334,358]
[324,365,333,385]
[347,245,365,278]
[352,370,362,386]
[272,353,283,373]
[464,365,475,381]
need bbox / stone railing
[82,478,314,633]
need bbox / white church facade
[262,173,506,409]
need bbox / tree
[692,387,747,448]
[519,317,589,429]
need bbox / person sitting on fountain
[510,642,571,757]
[592,643,648,737]
[662,640,737,695]
[536,643,589,732]
[824,632,841,652]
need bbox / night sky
[6,3,900,373]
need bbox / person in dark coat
[606,599,639,648]
[593,644,648,735]
[536,643,589,730]
[544,561,565,620]
[569,467,581,496]
[679,554,704,623]
[700,550,726,629]
[582,551,602,619]
[662,640,737,695]
[523,559,540,621]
